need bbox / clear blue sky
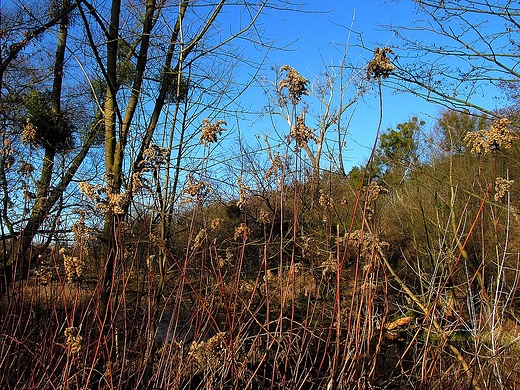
[228,0,501,170]
[225,0,440,170]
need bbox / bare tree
[383,0,520,116]
[0,1,78,90]
[262,53,367,197]
[1,0,100,296]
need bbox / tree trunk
[1,1,70,297]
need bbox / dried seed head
[21,118,37,145]
[319,254,338,278]
[131,170,151,195]
[364,181,383,204]
[61,248,83,283]
[225,247,234,263]
[236,176,249,210]
[101,191,128,215]
[290,113,315,147]
[200,118,226,146]
[319,189,333,209]
[71,219,96,243]
[234,223,250,241]
[64,326,82,354]
[265,153,283,181]
[258,209,271,224]
[192,228,207,249]
[210,218,222,230]
[343,229,389,262]
[464,118,517,156]
[301,235,312,259]
[36,261,53,286]
[79,181,129,216]
[188,332,227,372]
[183,176,211,198]
[141,143,170,167]
[488,118,516,149]
[366,47,395,80]
[78,182,103,203]
[146,254,155,268]
[494,177,514,201]
[279,65,309,105]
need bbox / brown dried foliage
[279,65,309,105]
[366,47,395,80]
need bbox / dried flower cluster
[363,182,384,219]
[340,230,390,263]
[35,260,54,286]
[290,113,315,147]
[78,181,102,203]
[103,191,128,215]
[319,254,338,278]
[279,65,309,105]
[200,118,226,146]
[64,326,82,354]
[146,254,156,268]
[258,209,271,224]
[366,47,395,80]
[210,218,222,230]
[192,228,207,249]
[234,223,250,241]
[301,235,313,259]
[142,143,170,167]
[319,188,333,209]
[364,181,383,204]
[216,247,235,267]
[236,176,249,210]
[225,247,234,263]
[187,332,227,372]
[132,145,170,194]
[464,118,517,156]
[78,182,128,215]
[182,177,211,198]
[60,248,83,283]
[21,118,37,145]
[131,170,151,194]
[494,177,514,201]
[265,153,283,181]
[2,136,14,168]
[72,210,97,244]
